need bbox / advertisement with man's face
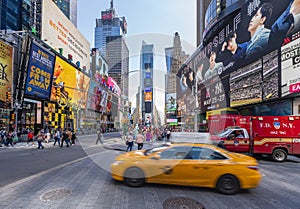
[203,0,297,76]
[0,40,13,110]
[25,42,55,100]
[50,56,76,106]
[73,70,90,109]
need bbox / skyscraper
[94,0,127,56]
[94,0,128,96]
[52,0,78,27]
[140,41,154,125]
[165,32,189,127]
[0,0,31,31]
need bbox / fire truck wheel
[272,149,287,162]
[216,174,240,195]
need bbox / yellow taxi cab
[111,143,262,195]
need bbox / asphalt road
[0,132,121,187]
[1,134,300,209]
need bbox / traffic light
[59,48,63,55]
[5,91,11,108]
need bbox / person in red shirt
[27,130,34,146]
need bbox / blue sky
[77,0,197,118]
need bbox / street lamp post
[14,101,22,135]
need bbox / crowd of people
[0,127,77,149]
[124,126,172,152]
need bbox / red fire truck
[211,116,300,162]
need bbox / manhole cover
[163,197,205,209]
[40,188,71,202]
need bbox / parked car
[111,143,262,195]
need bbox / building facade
[0,0,31,32]
[94,0,128,97]
[165,32,189,129]
[140,41,154,126]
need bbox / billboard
[50,56,76,106]
[73,70,90,109]
[186,0,300,113]
[201,0,294,75]
[166,93,176,112]
[281,38,300,97]
[87,81,107,112]
[144,91,152,102]
[25,41,55,100]
[0,40,13,110]
[41,0,90,70]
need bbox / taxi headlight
[112,160,123,166]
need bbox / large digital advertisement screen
[0,40,13,110]
[51,56,90,108]
[281,38,300,96]
[41,0,90,70]
[184,0,300,113]
[25,42,55,100]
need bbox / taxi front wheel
[216,174,240,195]
[124,167,145,187]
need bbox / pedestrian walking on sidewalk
[27,130,34,146]
[45,131,51,143]
[53,128,61,146]
[36,130,45,149]
[126,132,134,152]
[60,129,71,147]
[136,130,145,150]
[71,130,76,144]
[96,129,103,145]
[5,131,14,147]
[145,128,152,142]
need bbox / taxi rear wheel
[124,167,145,187]
[216,174,240,195]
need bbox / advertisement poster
[50,56,76,106]
[0,40,13,110]
[87,81,105,112]
[166,93,177,113]
[25,42,55,100]
[73,70,90,109]
[281,37,300,97]
[202,0,295,76]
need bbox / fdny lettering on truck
[293,138,300,143]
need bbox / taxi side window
[199,148,227,160]
[160,146,193,159]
